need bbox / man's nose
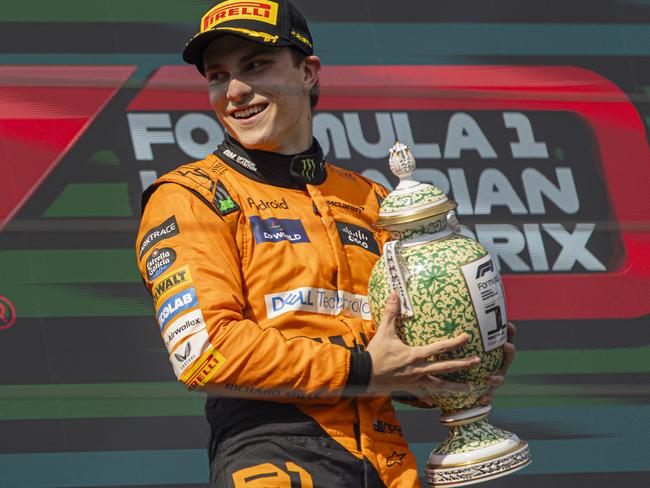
[226,76,252,103]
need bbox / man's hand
[366,292,480,405]
[479,322,517,406]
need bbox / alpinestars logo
[222,148,257,172]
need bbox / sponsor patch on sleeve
[170,329,212,378]
[152,265,193,307]
[249,216,309,244]
[146,247,177,281]
[181,347,226,389]
[336,221,380,255]
[163,308,206,353]
[157,287,198,330]
[139,216,179,259]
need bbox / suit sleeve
[136,182,354,403]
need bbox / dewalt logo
[201,0,279,32]
[152,265,192,305]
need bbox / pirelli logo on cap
[201,0,279,32]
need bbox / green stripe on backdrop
[43,183,132,218]
[0,382,648,420]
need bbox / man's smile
[230,103,269,120]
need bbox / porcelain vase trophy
[368,142,532,486]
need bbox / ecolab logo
[157,287,198,330]
[265,287,372,320]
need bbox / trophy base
[424,406,532,487]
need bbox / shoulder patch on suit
[214,181,240,216]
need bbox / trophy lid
[376,142,457,227]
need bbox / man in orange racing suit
[135,1,515,486]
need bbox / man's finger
[412,333,470,360]
[407,385,434,406]
[497,342,516,375]
[479,394,493,406]
[506,322,517,343]
[378,292,400,335]
[487,375,504,387]
[421,356,480,375]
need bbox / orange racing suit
[136,135,421,487]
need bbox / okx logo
[0,296,16,331]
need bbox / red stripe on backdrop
[0,66,136,232]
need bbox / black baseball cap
[183,0,314,75]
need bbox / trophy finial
[389,141,416,181]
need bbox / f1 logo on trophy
[368,142,532,486]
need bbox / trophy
[368,142,531,486]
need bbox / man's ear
[303,55,321,90]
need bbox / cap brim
[183,29,293,74]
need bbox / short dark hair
[289,47,320,110]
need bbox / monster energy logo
[299,158,316,181]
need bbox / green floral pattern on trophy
[368,233,504,412]
[391,215,448,241]
[434,419,513,455]
[380,185,447,215]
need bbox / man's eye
[248,60,267,71]
[207,72,227,83]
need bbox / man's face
[203,35,319,154]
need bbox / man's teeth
[233,105,266,119]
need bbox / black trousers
[206,398,386,488]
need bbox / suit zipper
[352,398,362,452]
